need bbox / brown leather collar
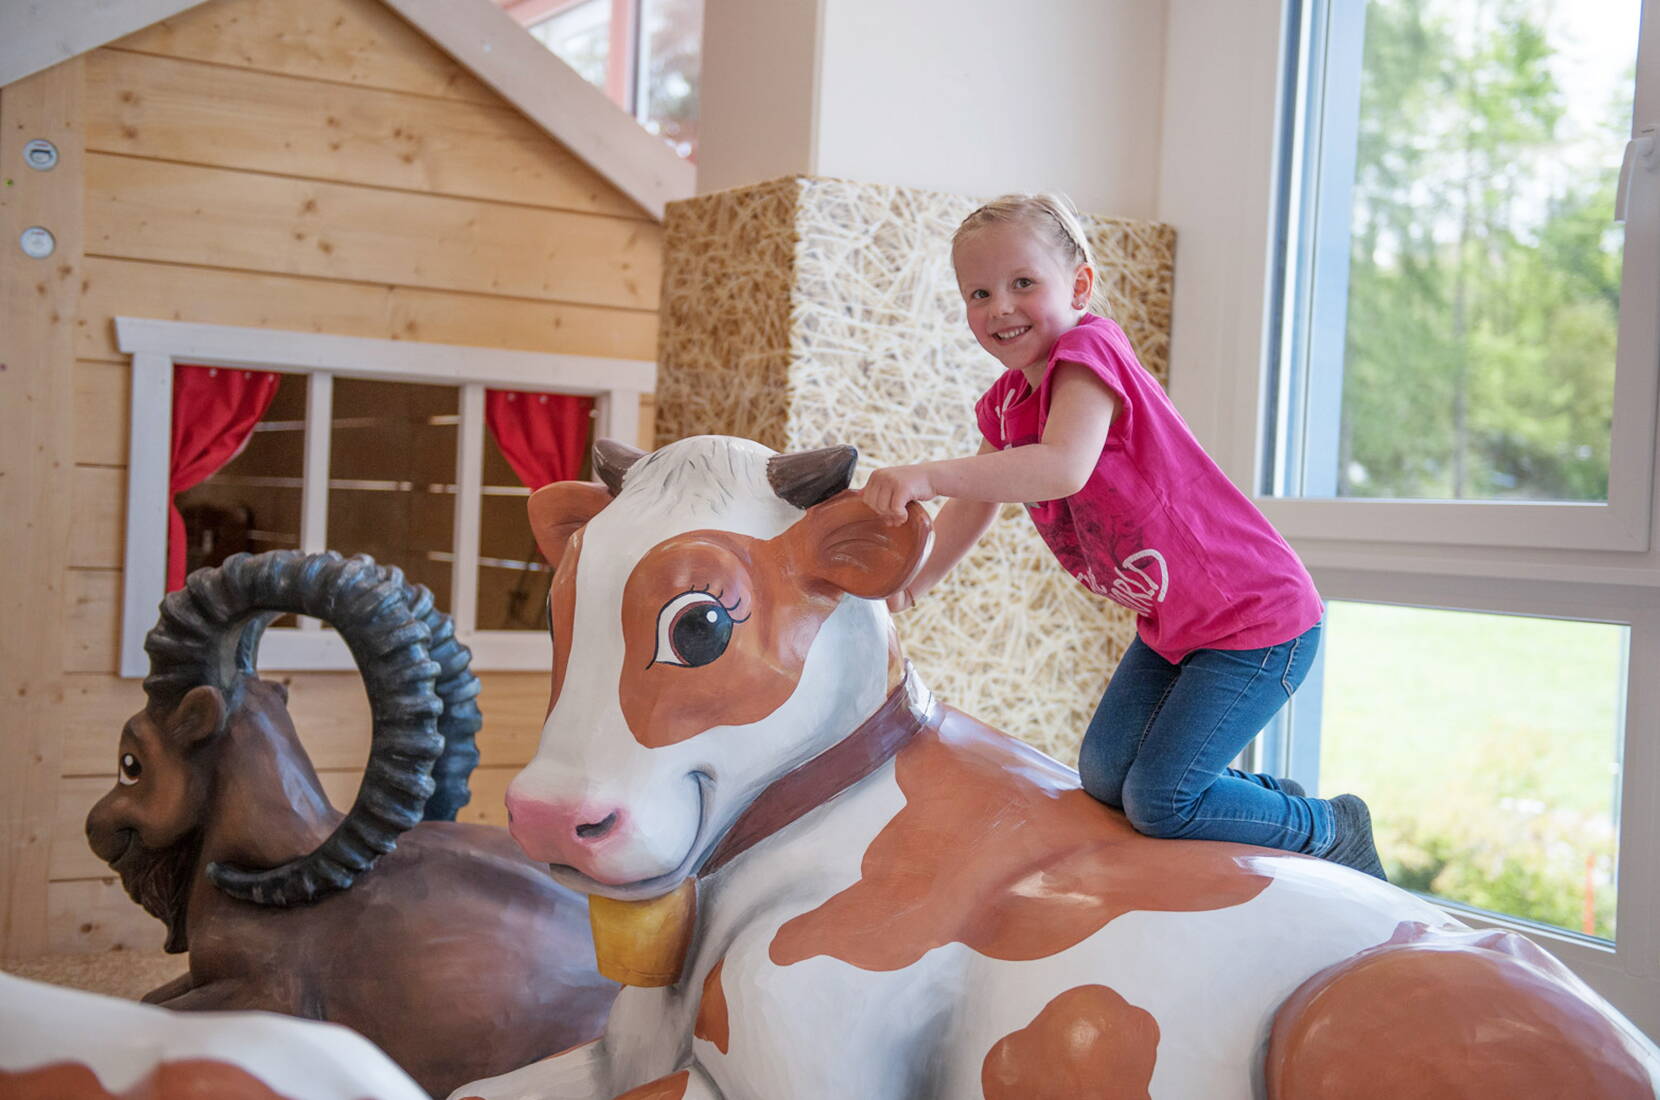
[699,664,937,878]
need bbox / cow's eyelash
[687,584,750,623]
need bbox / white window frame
[1261,0,1660,553]
[116,317,655,678]
[1160,0,1660,1033]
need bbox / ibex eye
[651,589,746,668]
[119,753,142,786]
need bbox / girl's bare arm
[863,364,1118,522]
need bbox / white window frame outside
[116,317,655,678]
[1160,0,1660,1033]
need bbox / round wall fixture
[19,226,56,259]
[23,139,59,170]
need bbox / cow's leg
[451,1051,724,1100]
[611,1063,723,1100]
[1266,930,1656,1099]
[449,986,698,1100]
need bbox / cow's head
[505,436,930,900]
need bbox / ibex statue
[84,550,617,1098]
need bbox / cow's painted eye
[119,752,142,786]
[652,590,745,668]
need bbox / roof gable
[0,0,692,220]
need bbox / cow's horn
[594,438,646,496]
[768,445,859,509]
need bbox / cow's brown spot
[545,526,583,716]
[694,958,730,1054]
[769,710,1273,970]
[981,984,1159,1099]
[619,531,841,748]
[526,481,611,717]
[1267,922,1656,1099]
[618,493,925,750]
[613,1070,690,1099]
[0,1060,296,1099]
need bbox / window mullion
[297,372,333,632]
[452,385,486,638]
[1298,0,1365,499]
[119,352,175,678]
[609,0,639,114]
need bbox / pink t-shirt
[975,313,1323,663]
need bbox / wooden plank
[47,878,173,955]
[86,155,663,310]
[85,49,641,218]
[384,0,695,220]
[61,669,549,776]
[0,0,203,87]
[75,361,130,467]
[54,764,517,880]
[77,258,660,365]
[66,570,122,675]
[1,59,86,963]
[70,466,126,569]
[110,0,500,106]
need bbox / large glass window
[1312,601,1625,940]
[1266,0,1657,550]
[497,0,702,160]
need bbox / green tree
[1337,0,1623,502]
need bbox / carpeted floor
[6,951,185,1002]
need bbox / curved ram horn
[146,550,452,907]
[593,438,646,496]
[768,445,859,509]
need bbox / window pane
[476,431,551,632]
[1274,0,1637,502]
[178,372,308,627]
[1317,600,1624,940]
[639,0,701,160]
[328,379,457,605]
[525,0,612,89]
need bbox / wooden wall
[2,0,662,961]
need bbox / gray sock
[1278,777,1305,798]
[1323,794,1387,880]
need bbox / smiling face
[954,220,1092,379]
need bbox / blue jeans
[1078,622,1332,855]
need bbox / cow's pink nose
[504,790,625,864]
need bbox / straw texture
[659,177,1176,765]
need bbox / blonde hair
[952,192,1107,313]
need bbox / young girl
[864,193,1385,879]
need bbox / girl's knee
[1121,778,1196,838]
[1077,739,1127,809]
[1080,768,1124,809]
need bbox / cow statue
[84,550,618,1099]
[460,435,1660,1100]
[0,970,429,1100]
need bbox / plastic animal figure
[0,970,429,1100]
[458,436,1659,1100]
[84,551,617,1099]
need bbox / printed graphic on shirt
[991,369,1174,619]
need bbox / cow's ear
[528,481,612,567]
[785,491,933,599]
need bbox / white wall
[695,0,822,196]
[696,0,1169,220]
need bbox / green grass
[1317,600,1624,937]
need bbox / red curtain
[485,390,594,489]
[169,365,280,590]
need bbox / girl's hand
[886,586,915,614]
[863,464,937,525]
